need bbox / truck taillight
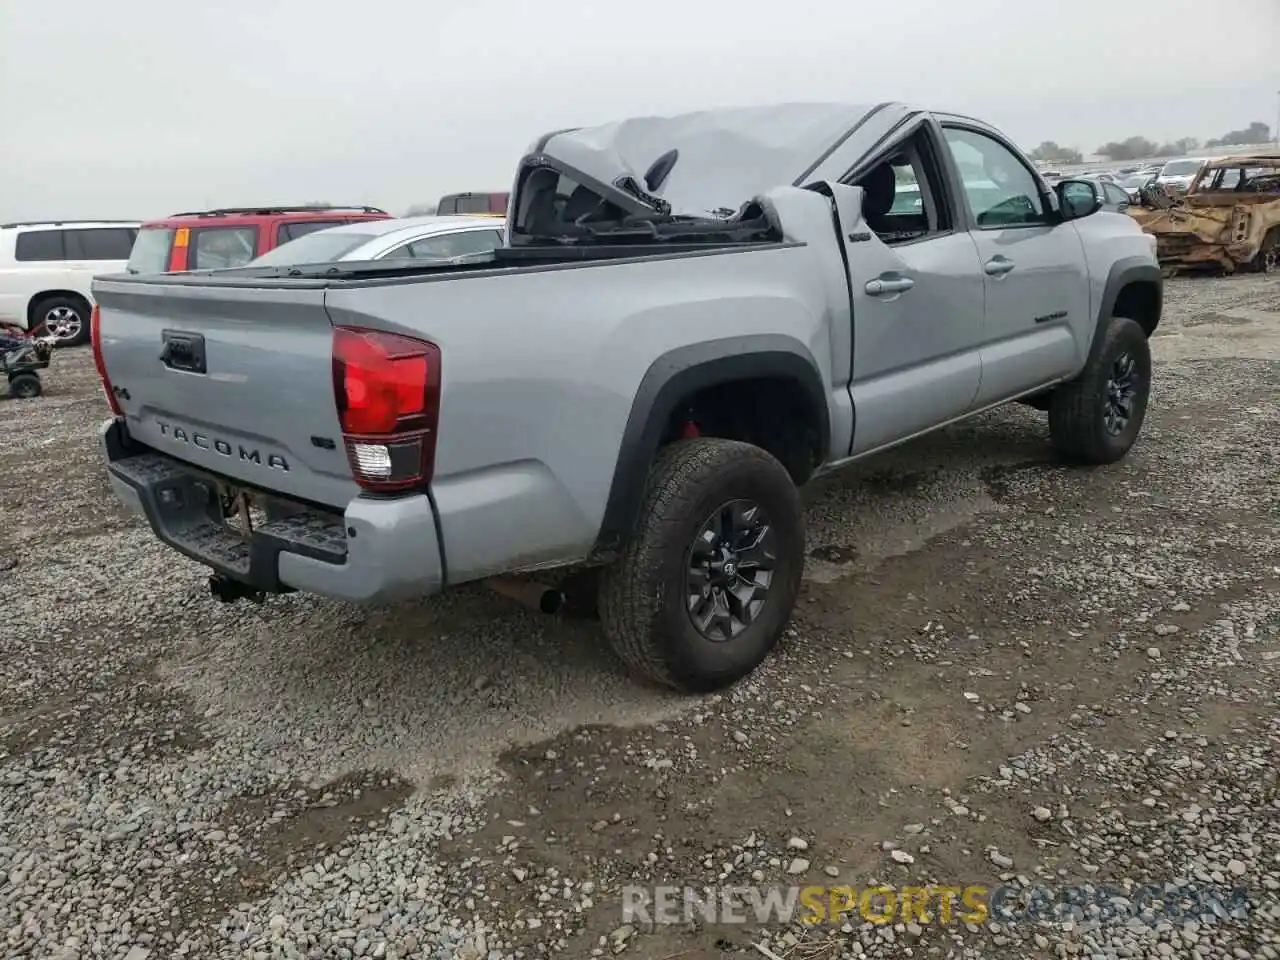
[90,305,124,417]
[331,326,441,493]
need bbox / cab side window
[384,230,502,260]
[942,127,1046,228]
[191,227,258,270]
[848,127,955,245]
[277,220,346,245]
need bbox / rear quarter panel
[321,187,847,581]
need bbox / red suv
[125,205,393,273]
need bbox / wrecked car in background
[1128,155,1280,275]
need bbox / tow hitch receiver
[209,574,265,604]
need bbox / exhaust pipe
[208,574,265,604]
[484,576,564,614]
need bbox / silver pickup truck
[92,101,1162,694]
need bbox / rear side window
[127,228,176,274]
[385,230,503,259]
[14,230,65,262]
[250,229,384,266]
[440,194,504,215]
[452,196,493,214]
[66,227,137,261]
[276,220,348,245]
[190,227,259,270]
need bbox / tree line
[1029,121,1274,165]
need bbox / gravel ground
[1,274,1277,960]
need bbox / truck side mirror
[1056,180,1102,221]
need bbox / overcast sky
[2,0,1276,222]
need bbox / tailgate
[93,277,359,508]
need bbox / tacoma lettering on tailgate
[157,422,290,471]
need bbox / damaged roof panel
[532,102,911,218]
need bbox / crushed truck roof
[531,102,915,218]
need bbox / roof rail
[0,219,140,229]
[166,205,389,218]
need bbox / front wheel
[598,438,805,693]
[1049,316,1152,465]
[8,373,42,399]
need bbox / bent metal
[156,422,290,472]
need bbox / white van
[0,221,140,345]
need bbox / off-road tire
[1048,316,1151,465]
[31,294,91,347]
[8,373,42,399]
[598,438,804,693]
[1251,228,1279,275]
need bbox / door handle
[984,256,1015,277]
[864,275,915,296]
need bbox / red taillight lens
[90,305,124,417]
[331,326,441,492]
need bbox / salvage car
[1117,171,1156,203]
[246,216,506,267]
[1128,154,1280,274]
[90,101,1162,694]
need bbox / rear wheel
[8,373,42,399]
[1048,316,1151,465]
[31,295,90,347]
[599,438,804,693]
[1251,229,1279,274]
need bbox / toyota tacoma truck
[92,102,1162,694]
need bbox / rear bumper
[101,418,443,603]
